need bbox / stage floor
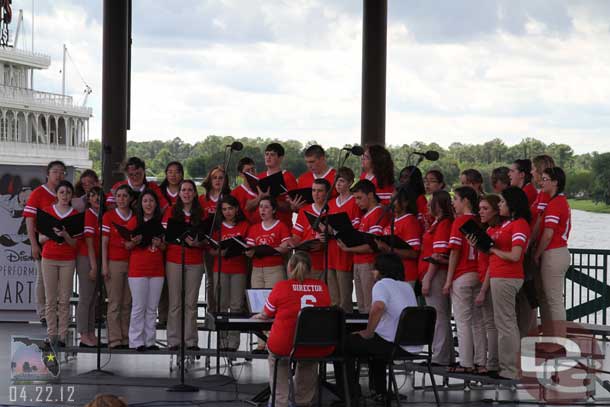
[1,322,602,406]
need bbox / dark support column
[361,0,387,147]
[102,0,131,189]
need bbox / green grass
[568,199,610,214]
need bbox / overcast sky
[19,0,610,154]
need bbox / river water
[569,209,610,250]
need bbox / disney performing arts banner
[0,169,43,311]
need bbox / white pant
[128,277,164,348]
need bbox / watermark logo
[520,322,605,403]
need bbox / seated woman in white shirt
[337,252,420,405]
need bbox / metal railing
[0,84,92,115]
[566,248,610,325]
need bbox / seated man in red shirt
[253,251,332,407]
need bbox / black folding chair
[270,306,351,407]
[388,306,440,406]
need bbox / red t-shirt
[476,225,499,282]
[164,188,179,207]
[292,204,324,271]
[107,180,169,212]
[418,218,452,279]
[23,184,56,219]
[102,208,134,261]
[162,208,204,265]
[231,184,261,224]
[246,220,291,267]
[127,216,165,278]
[353,205,387,265]
[448,214,479,281]
[543,194,571,250]
[40,205,80,261]
[327,195,361,272]
[384,213,422,282]
[78,208,99,257]
[359,173,395,206]
[297,168,338,198]
[212,221,249,274]
[264,278,333,357]
[198,193,221,218]
[530,191,551,242]
[257,170,298,227]
[416,194,429,230]
[523,183,538,207]
[489,219,530,279]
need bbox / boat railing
[0,47,51,65]
[0,84,92,115]
[566,248,610,325]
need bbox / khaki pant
[157,278,169,324]
[166,261,204,347]
[35,259,45,319]
[520,247,540,337]
[269,354,318,407]
[516,288,537,338]
[480,288,499,371]
[353,263,375,313]
[251,265,285,289]
[41,258,75,340]
[472,296,487,368]
[538,246,570,337]
[424,269,455,365]
[490,278,523,379]
[105,260,131,347]
[451,272,482,368]
[327,269,353,313]
[213,272,246,349]
[76,255,97,334]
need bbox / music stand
[167,235,200,392]
[200,143,240,384]
[80,144,114,379]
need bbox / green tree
[565,170,592,199]
[591,153,610,205]
[185,156,207,179]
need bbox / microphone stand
[375,155,425,251]
[200,145,237,385]
[81,145,114,378]
[316,148,356,284]
[168,234,199,392]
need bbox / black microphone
[412,150,439,161]
[342,145,364,156]
[226,141,243,151]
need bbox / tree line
[88,136,610,204]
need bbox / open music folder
[324,212,374,248]
[113,218,165,247]
[165,218,213,245]
[204,235,249,258]
[368,234,413,250]
[459,219,494,252]
[292,238,321,252]
[287,188,314,204]
[36,210,84,243]
[244,171,286,197]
